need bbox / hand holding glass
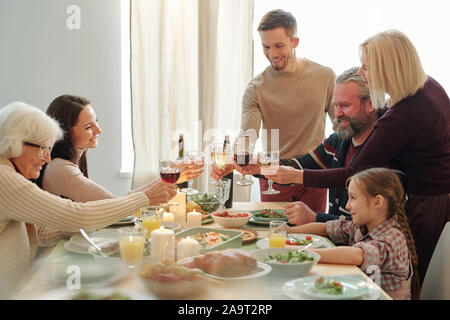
[259,151,280,195]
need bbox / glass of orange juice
[118,227,146,268]
[269,220,287,248]
[141,207,162,237]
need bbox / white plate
[256,234,331,250]
[64,241,91,255]
[248,217,270,226]
[70,229,118,249]
[38,258,128,287]
[282,275,378,300]
[177,257,272,281]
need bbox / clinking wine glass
[214,178,231,210]
[210,143,232,186]
[233,137,254,186]
[258,151,280,195]
[159,160,180,207]
[181,150,204,196]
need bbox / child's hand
[285,201,317,226]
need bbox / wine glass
[209,143,232,185]
[214,178,231,210]
[258,151,280,195]
[233,137,254,186]
[159,160,180,207]
[181,150,204,196]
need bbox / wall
[0,0,131,195]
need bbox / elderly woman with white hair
[0,101,177,287]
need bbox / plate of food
[251,248,320,277]
[228,228,258,244]
[112,215,136,225]
[175,227,243,253]
[282,275,373,300]
[256,234,331,250]
[177,249,272,281]
[250,209,288,222]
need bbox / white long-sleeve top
[0,156,148,286]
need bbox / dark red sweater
[304,76,450,196]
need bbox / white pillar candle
[177,236,200,261]
[150,226,175,264]
[186,209,202,228]
[162,211,175,224]
[169,189,186,226]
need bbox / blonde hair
[360,30,427,108]
[347,167,420,299]
[0,102,63,158]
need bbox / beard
[334,115,372,141]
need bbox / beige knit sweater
[0,156,148,287]
[241,58,336,158]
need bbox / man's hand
[234,163,260,176]
[264,166,303,184]
[210,163,234,181]
[177,161,204,183]
[284,201,316,226]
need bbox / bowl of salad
[212,209,252,228]
[250,248,320,277]
[189,193,220,214]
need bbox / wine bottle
[223,135,233,208]
[176,134,188,189]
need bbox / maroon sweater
[304,76,450,196]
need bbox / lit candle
[162,211,175,224]
[170,189,186,226]
[150,226,175,264]
[177,236,200,261]
[186,209,202,228]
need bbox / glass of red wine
[233,136,254,186]
[159,160,181,183]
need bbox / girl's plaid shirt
[326,216,412,292]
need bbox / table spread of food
[16,202,389,301]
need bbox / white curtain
[130,0,253,193]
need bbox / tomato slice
[305,235,312,241]
[285,239,291,245]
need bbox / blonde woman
[265,30,450,286]
[0,102,176,288]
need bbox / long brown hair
[37,95,90,187]
[347,167,420,299]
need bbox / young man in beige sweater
[239,9,335,211]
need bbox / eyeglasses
[23,142,53,159]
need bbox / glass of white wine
[258,151,280,195]
[210,143,232,185]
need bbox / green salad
[254,209,286,219]
[190,193,219,213]
[313,277,344,294]
[259,251,315,264]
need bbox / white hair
[0,101,63,158]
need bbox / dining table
[13,202,392,300]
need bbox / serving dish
[211,209,252,228]
[177,256,272,281]
[250,248,320,277]
[175,227,243,253]
[282,275,374,300]
[256,234,331,250]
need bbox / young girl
[286,167,419,300]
